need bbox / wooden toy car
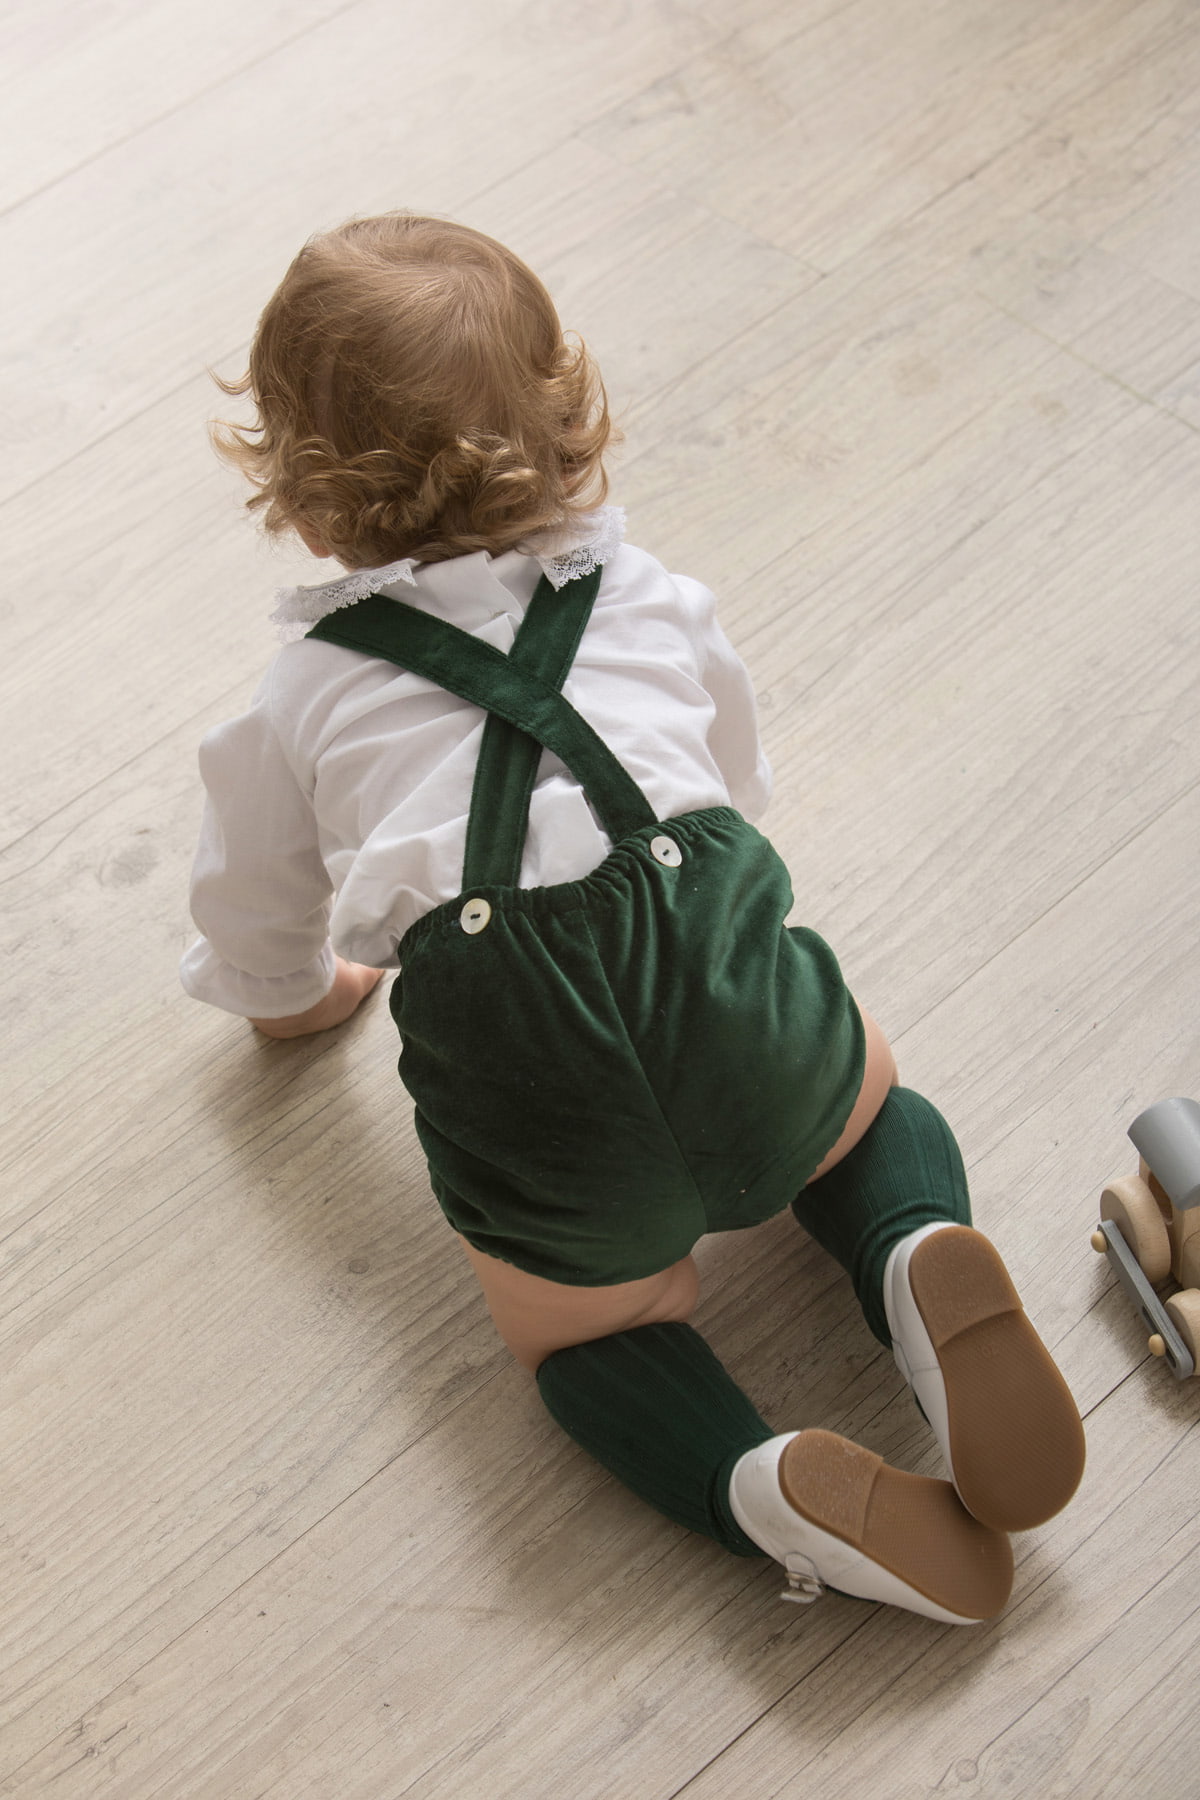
[1091,1096,1200,1379]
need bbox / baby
[183,212,1085,1623]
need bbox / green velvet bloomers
[308,565,865,1285]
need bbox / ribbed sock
[792,1086,972,1345]
[535,1322,775,1556]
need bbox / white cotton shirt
[180,510,772,1018]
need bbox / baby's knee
[461,1236,699,1372]
[639,1253,700,1329]
[524,1256,700,1373]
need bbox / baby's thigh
[459,1237,699,1372]
[806,1003,898,1184]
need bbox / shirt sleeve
[179,670,337,1018]
[673,573,773,822]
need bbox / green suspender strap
[463,567,603,888]
[306,568,656,882]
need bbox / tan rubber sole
[908,1226,1087,1532]
[778,1430,1013,1620]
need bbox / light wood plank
[746,404,1200,1019]
[583,0,1192,271]
[625,292,1128,613]
[1098,139,1200,302]
[0,0,354,213]
[964,218,1200,412]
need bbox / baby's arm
[182,669,379,1030]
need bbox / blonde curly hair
[212,213,616,569]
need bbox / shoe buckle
[780,1553,826,1605]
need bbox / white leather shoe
[728,1430,1012,1623]
[883,1223,1086,1531]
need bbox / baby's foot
[884,1223,1086,1532]
[728,1430,1012,1623]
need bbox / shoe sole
[906,1226,1086,1532]
[778,1430,1013,1621]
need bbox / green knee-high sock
[535,1322,774,1556]
[792,1086,972,1346]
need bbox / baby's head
[214,213,614,569]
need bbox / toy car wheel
[1099,1175,1172,1283]
[1165,1291,1200,1368]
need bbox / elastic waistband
[399,806,746,953]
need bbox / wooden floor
[3,2,1199,1794]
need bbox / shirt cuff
[179,937,337,1019]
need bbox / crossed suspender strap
[306,567,657,886]
[464,566,603,888]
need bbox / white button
[650,835,682,867]
[460,897,492,934]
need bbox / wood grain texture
[2,0,1199,1795]
[582,0,1193,271]
[0,1,354,214]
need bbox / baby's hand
[250,958,385,1040]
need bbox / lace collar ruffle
[270,505,625,642]
[523,504,626,590]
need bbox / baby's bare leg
[807,1003,898,1182]
[459,1238,699,1372]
